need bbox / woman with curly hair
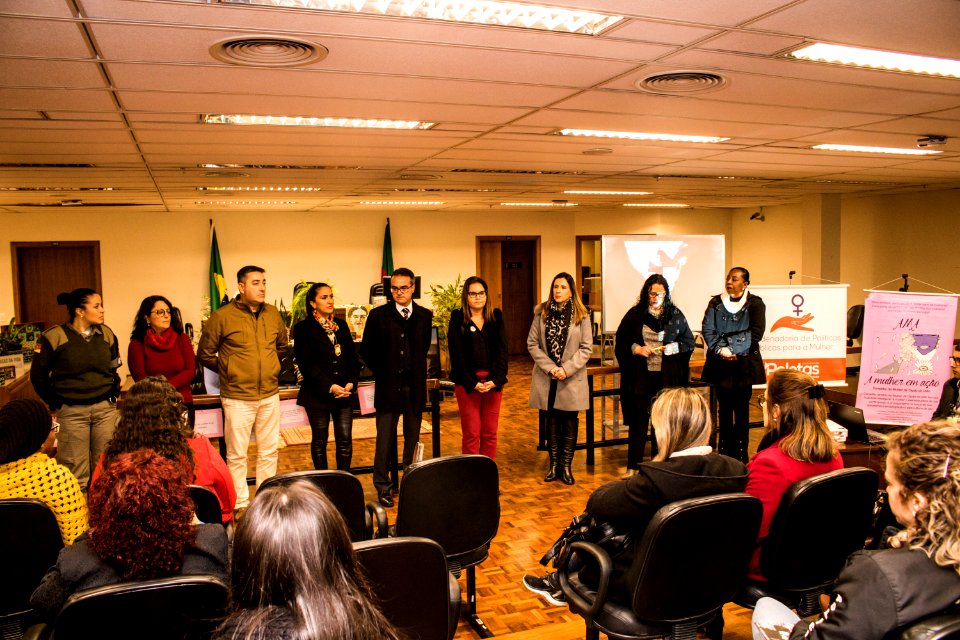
[215,480,399,640]
[753,420,960,639]
[30,449,228,619]
[745,368,843,580]
[128,295,197,420]
[93,377,235,523]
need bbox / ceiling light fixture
[221,0,623,35]
[358,201,445,205]
[623,203,690,208]
[789,43,960,79]
[195,200,298,205]
[557,129,729,143]
[811,143,942,156]
[197,186,321,192]
[564,190,652,195]
[203,114,436,129]
[499,202,578,207]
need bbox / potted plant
[428,275,463,377]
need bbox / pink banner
[857,291,958,425]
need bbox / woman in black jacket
[293,282,360,471]
[447,276,508,459]
[615,274,694,471]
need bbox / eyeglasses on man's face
[151,309,172,317]
[390,285,413,294]
[951,355,960,365]
[467,290,487,298]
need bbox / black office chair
[188,485,224,526]
[735,467,879,616]
[0,499,65,637]
[355,537,461,640]
[558,493,763,640]
[394,454,500,638]
[258,470,388,541]
[891,607,960,640]
[370,282,385,303]
[847,304,865,347]
[23,575,229,640]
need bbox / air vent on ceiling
[197,164,357,170]
[0,163,95,168]
[210,36,329,68]
[9,200,150,207]
[450,168,582,176]
[634,71,728,95]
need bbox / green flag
[380,218,394,278]
[209,223,229,311]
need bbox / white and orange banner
[753,285,849,386]
[857,291,958,425]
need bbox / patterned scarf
[313,311,339,344]
[545,300,572,366]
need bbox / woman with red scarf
[128,295,196,418]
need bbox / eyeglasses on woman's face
[467,290,487,298]
[151,308,172,317]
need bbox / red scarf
[144,328,179,351]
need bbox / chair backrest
[847,305,865,342]
[188,485,223,525]
[890,607,960,640]
[760,467,879,590]
[626,493,762,622]
[0,499,64,619]
[395,455,500,564]
[355,537,457,640]
[258,470,370,541]
[50,575,229,640]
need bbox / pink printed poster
[857,291,958,425]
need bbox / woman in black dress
[615,274,694,471]
[293,282,360,471]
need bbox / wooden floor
[264,356,761,639]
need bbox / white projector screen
[601,234,726,334]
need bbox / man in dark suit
[361,267,434,507]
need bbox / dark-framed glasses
[467,291,487,298]
[151,309,172,317]
[757,396,767,410]
[51,418,60,434]
[390,285,413,293]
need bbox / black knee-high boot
[544,415,559,482]
[561,415,578,485]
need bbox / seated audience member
[933,345,960,421]
[30,449,228,619]
[523,387,748,606]
[752,420,960,639]
[215,480,399,640]
[93,377,235,523]
[745,369,844,581]
[0,398,87,544]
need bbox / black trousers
[373,389,422,494]
[715,380,753,463]
[622,372,664,469]
[305,401,353,471]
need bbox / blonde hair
[539,272,589,325]
[766,369,838,463]
[887,421,960,574]
[651,387,712,462]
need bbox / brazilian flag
[209,223,229,311]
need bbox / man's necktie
[402,308,410,319]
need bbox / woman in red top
[746,368,844,580]
[128,295,196,418]
[93,377,236,524]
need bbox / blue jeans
[752,597,801,640]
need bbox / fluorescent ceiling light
[557,129,729,143]
[790,43,960,79]
[499,202,577,207]
[222,0,623,35]
[195,200,298,205]
[623,203,690,208]
[811,144,941,156]
[198,186,321,192]
[359,201,445,205]
[203,114,435,129]
[564,190,652,195]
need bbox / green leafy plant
[428,275,463,375]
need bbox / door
[13,242,102,331]
[477,237,539,355]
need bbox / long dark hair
[460,275,494,324]
[764,369,837,463]
[102,377,194,473]
[223,481,399,640]
[636,273,674,313]
[131,295,183,340]
[88,449,196,581]
[56,288,98,323]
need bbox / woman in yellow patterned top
[0,398,88,544]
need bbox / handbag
[540,511,632,570]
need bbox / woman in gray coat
[528,272,594,485]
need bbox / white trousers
[221,394,281,508]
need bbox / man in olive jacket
[361,267,433,507]
[198,265,288,510]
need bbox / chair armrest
[365,501,390,539]
[556,541,613,617]
[22,623,49,640]
[447,572,462,640]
